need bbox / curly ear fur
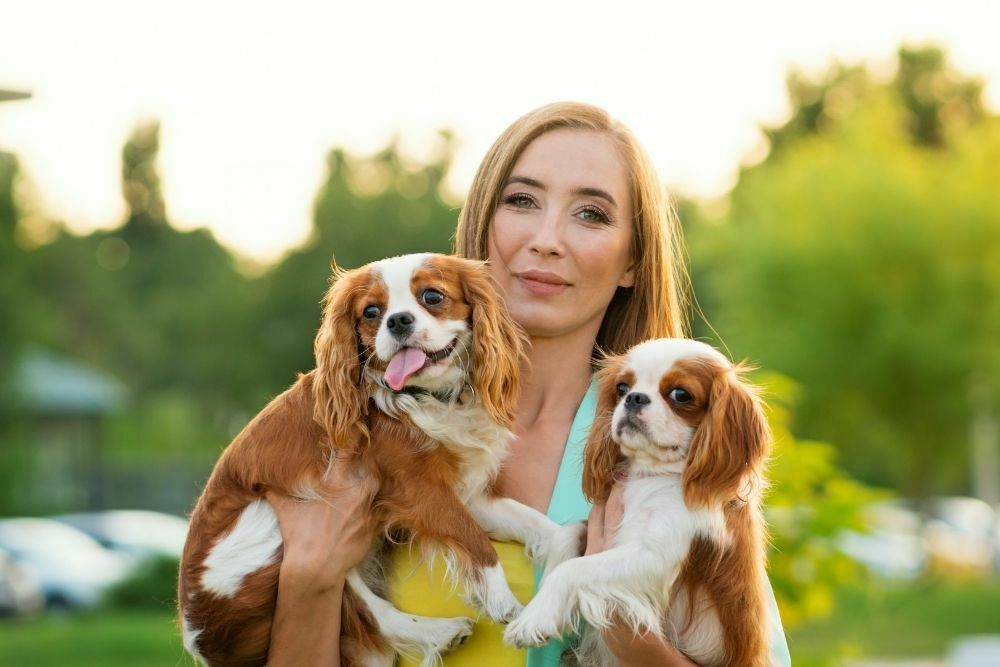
[460,260,527,430]
[683,362,770,509]
[313,265,370,450]
[583,357,627,503]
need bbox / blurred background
[1,2,998,665]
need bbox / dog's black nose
[386,311,415,337]
[624,392,651,411]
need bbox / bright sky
[1,0,997,264]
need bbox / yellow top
[387,541,535,666]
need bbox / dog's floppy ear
[683,362,770,508]
[583,357,627,504]
[313,264,370,450]
[460,260,527,430]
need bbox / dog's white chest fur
[374,388,511,500]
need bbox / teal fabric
[526,380,598,667]
[525,379,792,667]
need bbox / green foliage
[787,579,1000,666]
[761,373,886,626]
[764,45,985,155]
[104,555,180,610]
[692,48,1000,498]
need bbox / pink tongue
[385,347,429,391]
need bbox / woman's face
[488,128,635,340]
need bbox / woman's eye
[668,387,692,404]
[504,193,536,209]
[579,206,609,223]
[421,289,445,307]
[616,382,630,397]
[363,305,381,320]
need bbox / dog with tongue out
[180,253,562,667]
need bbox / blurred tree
[692,47,1000,499]
[761,373,884,627]
[0,151,21,385]
[121,120,167,243]
[765,45,984,155]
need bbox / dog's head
[583,338,770,508]
[312,253,525,448]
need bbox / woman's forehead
[510,130,630,204]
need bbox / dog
[503,338,772,667]
[179,253,560,667]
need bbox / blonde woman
[267,103,791,666]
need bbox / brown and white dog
[504,338,772,667]
[179,253,559,667]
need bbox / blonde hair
[454,101,690,356]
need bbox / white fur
[465,563,523,623]
[181,615,204,664]
[469,496,561,565]
[200,499,282,597]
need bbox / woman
[266,103,791,666]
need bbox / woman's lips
[515,270,570,296]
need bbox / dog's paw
[422,615,475,653]
[503,605,559,648]
[483,588,523,624]
[464,564,523,624]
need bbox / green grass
[787,578,1000,666]
[1,580,999,666]
[0,610,189,667]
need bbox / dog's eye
[668,387,692,404]
[362,305,381,320]
[616,382,630,397]
[421,289,445,307]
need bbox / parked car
[0,518,131,610]
[53,510,188,564]
[838,500,926,579]
[923,496,997,574]
[0,546,43,616]
[839,497,999,578]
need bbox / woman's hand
[585,481,699,667]
[267,452,379,592]
[265,452,379,667]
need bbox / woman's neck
[517,327,596,429]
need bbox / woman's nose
[528,208,566,257]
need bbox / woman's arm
[586,484,699,667]
[266,456,378,666]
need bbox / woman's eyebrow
[506,176,618,207]
[573,187,617,207]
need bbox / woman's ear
[461,259,527,430]
[683,364,770,508]
[583,358,627,503]
[313,266,369,450]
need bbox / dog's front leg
[468,496,561,565]
[385,481,522,623]
[503,546,663,649]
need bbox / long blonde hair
[454,102,690,356]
